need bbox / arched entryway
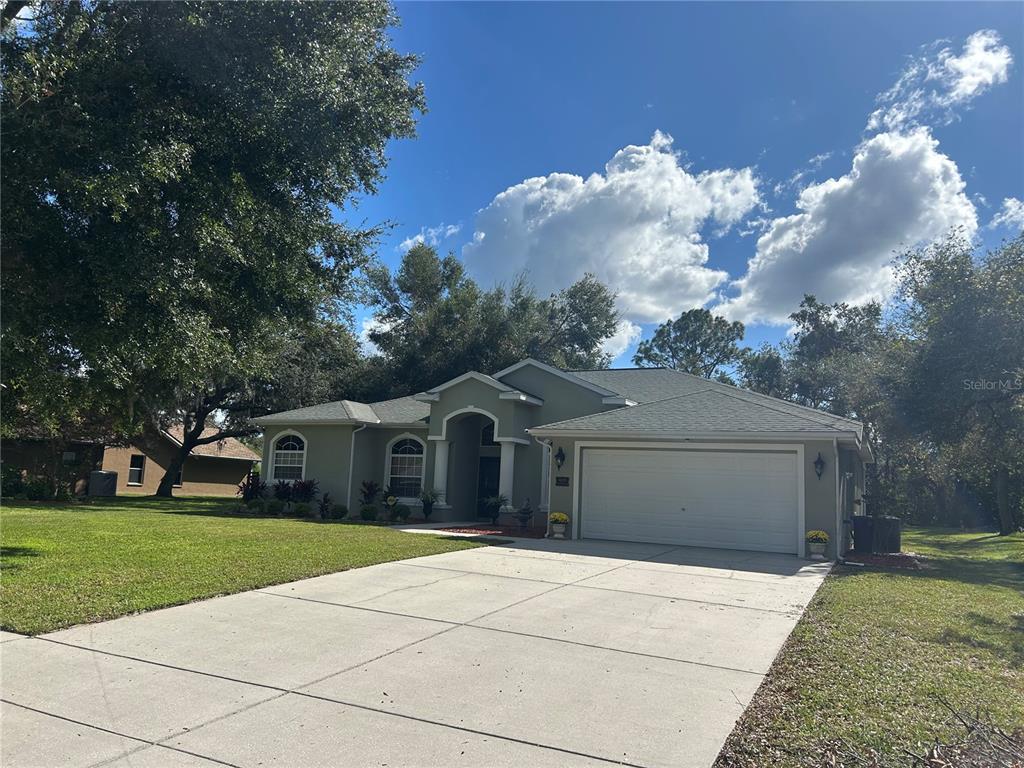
[431,407,518,520]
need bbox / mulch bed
[437,525,547,539]
[841,551,923,569]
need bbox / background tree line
[632,234,1024,534]
[3,3,1020,531]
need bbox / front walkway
[1,540,830,768]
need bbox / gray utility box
[88,470,118,497]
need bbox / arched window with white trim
[387,437,424,498]
[272,434,305,480]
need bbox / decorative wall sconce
[554,447,566,469]
[813,452,825,479]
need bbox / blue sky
[346,2,1024,364]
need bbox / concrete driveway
[2,539,829,768]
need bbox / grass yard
[0,496,483,635]
[716,526,1024,767]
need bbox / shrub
[318,493,333,519]
[293,502,312,518]
[246,498,265,514]
[806,529,830,544]
[481,494,508,525]
[272,480,292,502]
[382,490,399,520]
[359,480,381,506]
[292,478,319,503]
[331,503,349,520]
[237,472,266,502]
[24,476,53,501]
[420,489,439,519]
[266,499,285,515]
[395,504,411,522]
[360,504,379,521]
[1,465,25,498]
[549,511,570,525]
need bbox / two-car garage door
[580,448,800,554]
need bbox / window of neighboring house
[62,451,77,464]
[480,422,497,446]
[387,438,424,498]
[128,454,146,485]
[272,435,305,481]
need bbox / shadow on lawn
[0,545,40,571]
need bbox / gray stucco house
[257,358,871,558]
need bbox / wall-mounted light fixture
[813,452,825,479]
[554,447,566,469]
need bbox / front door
[476,456,500,518]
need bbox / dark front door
[476,456,500,518]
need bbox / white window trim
[383,432,426,503]
[269,429,307,482]
[127,454,146,486]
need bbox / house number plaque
[555,476,570,487]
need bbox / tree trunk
[155,442,190,498]
[995,466,1013,535]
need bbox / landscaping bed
[715,526,1024,767]
[0,496,484,635]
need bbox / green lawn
[716,526,1024,766]
[0,496,483,635]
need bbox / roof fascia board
[497,391,544,405]
[526,427,863,442]
[424,371,512,395]
[492,358,618,398]
[601,396,637,406]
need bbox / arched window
[387,437,424,498]
[272,434,305,481]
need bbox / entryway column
[539,441,551,515]
[498,441,516,510]
[432,440,450,505]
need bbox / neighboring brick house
[101,426,259,496]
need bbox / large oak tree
[1,1,424,495]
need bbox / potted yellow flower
[549,511,570,539]
[806,530,829,560]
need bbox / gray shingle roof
[569,368,708,403]
[568,367,862,433]
[532,384,862,436]
[256,395,427,427]
[368,396,430,425]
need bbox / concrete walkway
[1,539,830,768]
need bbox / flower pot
[551,522,567,539]
[808,541,826,560]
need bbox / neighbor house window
[272,434,305,480]
[388,438,424,498]
[128,454,145,485]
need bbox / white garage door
[580,448,800,553]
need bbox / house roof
[367,396,431,425]
[163,426,260,461]
[255,395,428,427]
[567,367,863,433]
[255,358,863,444]
[528,386,863,438]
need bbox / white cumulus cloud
[600,320,643,361]
[989,197,1024,231]
[462,131,761,324]
[718,129,978,324]
[357,316,393,356]
[868,29,1013,132]
[399,222,461,252]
